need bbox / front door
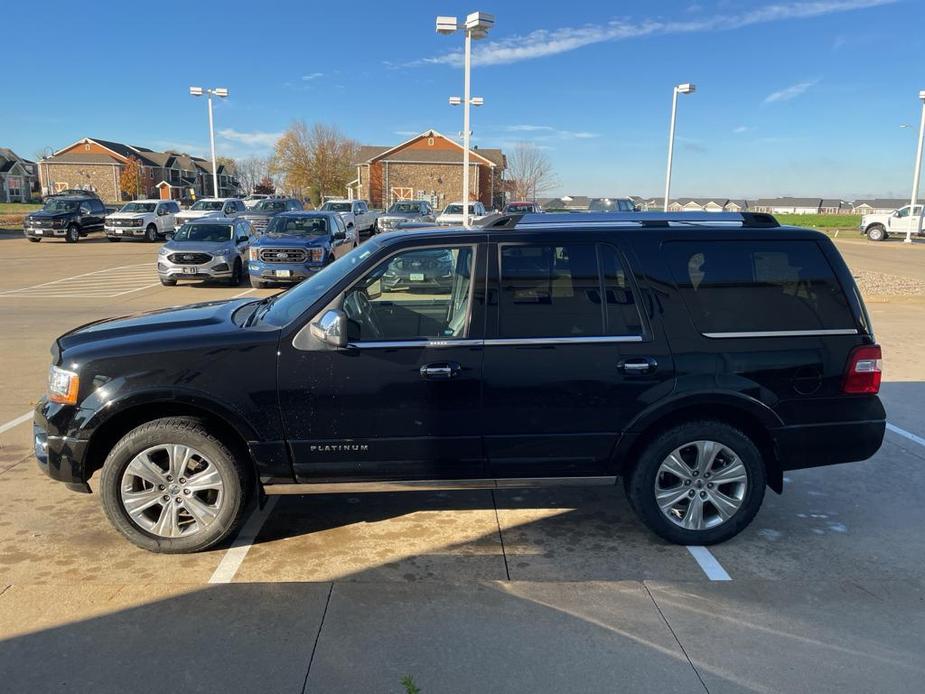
[482,239,675,477]
[278,240,488,481]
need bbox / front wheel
[28,237,41,243]
[160,277,177,286]
[65,224,80,243]
[144,224,159,242]
[250,278,267,289]
[227,259,242,286]
[625,421,766,545]
[99,417,252,553]
[866,225,886,242]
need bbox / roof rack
[483,211,780,230]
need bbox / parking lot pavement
[1,233,924,691]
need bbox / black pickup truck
[23,196,111,243]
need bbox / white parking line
[686,546,731,581]
[208,496,278,583]
[0,263,158,298]
[886,422,925,448]
[0,411,33,435]
[231,288,256,299]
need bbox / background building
[0,147,37,202]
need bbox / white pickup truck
[860,204,924,241]
[320,199,380,237]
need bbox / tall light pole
[437,12,494,226]
[189,86,228,198]
[663,83,696,212]
[906,90,925,244]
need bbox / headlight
[307,248,325,262]
[249,248,259,261]
[48,365,79,405]
[133,219,144,227]
[158,247,169,255]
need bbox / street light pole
[438,12,493,227]
[906,90,925,244]
[189,86,228,198]
[663,83,695,213]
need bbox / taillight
[842,345,882,394]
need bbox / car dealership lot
[0,231,924,692]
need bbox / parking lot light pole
[189,86,229,198]
[906,90,925,244]
[663,83,696,212]
[437,12,494,226]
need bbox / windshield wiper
[243,294,279,327]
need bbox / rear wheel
[250,278,267,289]
[65,224,80,243]
[227,259,243,286]
[866,224,886,242]
[144,224,159,243]
[99,417,252,553]
[625,420,766,545]
[28,237,41,243]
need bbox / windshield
[444,204,475,215]
[120,202,156,213]
[322,202,352,212]
[190,200,224,211]
[42,200,78,212]
[255,200,287,211]
[172,223,233,242]
[387,202,422,214]
[265,215,329,235]
[261,239,383,326]
[505,203,536,213]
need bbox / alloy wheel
[119,444,225,538]
[654,440,748,531]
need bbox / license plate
[409,273,424,281]
[34,230,43,235]
[275,270,291,278]
[114,230,123,235]
[182,267,197,274]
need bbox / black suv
[24,196,108,243]
[239,197,304,235]
[33,212,885,553]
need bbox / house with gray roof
[851,199,910,214]
[0,147,37,202]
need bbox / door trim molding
[702,329,858,339]
[347,335,644,349]
[264,476,618,494]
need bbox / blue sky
[3,0,923,198]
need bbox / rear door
[482,236,675,477]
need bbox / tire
[107,236,121,242]
[65,224,80,243]
[624,420,766,545]
[227,259,242,286]
[28,237,41,243]
[144,224,159,243]
[160,278,177,286]
[99,417,252,553]
[867,225,886,242]
[250,278,267,289]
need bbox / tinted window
[499,244,601,338]
[600,245,643,335]
[665,240,855,334]
[91,200,105,213]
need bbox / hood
[163,240,235,254]
[107,212,148,220]
[381,212,420,220]
[252,233,327,247]
[56,299,254,355]
[177,209,221,220]
[28,209,72,219]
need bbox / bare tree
[505,142,557,201]
[236,156,271,194]
[272,121,358,205]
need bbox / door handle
[618,357,657,374]
[420,362,460,380]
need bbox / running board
[263,476,618,495]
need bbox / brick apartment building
[38,137,239,203]
[350,130,505,210]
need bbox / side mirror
[333,229,346,240]
[237,235,249,243]
[309,309,348,348]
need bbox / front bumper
[106,225,146,238]
[33,398,90,489]
[23,226,66,238]
[157,257,236,280]
[249,260,324,283]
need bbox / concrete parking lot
[0,229,923,693]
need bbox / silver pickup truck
[320,199,380,237]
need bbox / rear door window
[665,240,855,334]
[498,243,642,338]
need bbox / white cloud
[301,72,324,81]
[416,0,896,67]
[506,124,555,132]
[503,125,599,140]
[217,129,282,148]
[393,130,420,136]
[733,125,753,133]
[763,79,819,103]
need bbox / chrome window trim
[347,335,643,349]
[702,329,859,339]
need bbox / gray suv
[157,218,251,286]
[239,197,304,235]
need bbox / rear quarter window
[665,240,855,334]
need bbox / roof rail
[511,211,780,228]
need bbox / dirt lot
[0,230,923,693]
